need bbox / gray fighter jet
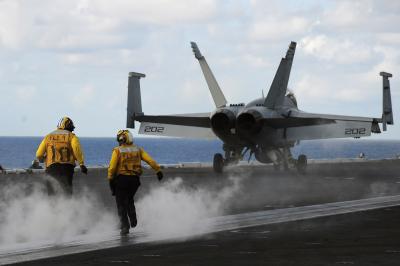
[126,41,394,173]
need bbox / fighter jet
[126,41,394,173]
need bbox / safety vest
[45,130,75,166]
[116,145,142,176]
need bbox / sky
[0,0,399,139]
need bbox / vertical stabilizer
[126,72,145,128]
[380,72,393,131]
[191,42,227,108]
[264,41,296,109]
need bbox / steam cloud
[136,176,243,240]
[0,177,117,250]
[0,174,245,249]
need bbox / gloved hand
[80,165,88,174]
[109,179,116,196]
[30,159,42,169]
[156,171,163,181]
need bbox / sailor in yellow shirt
[108,129,163,236]
[32,117,88,195]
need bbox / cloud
[376,33,400,46]
[0,0,25,49]
[88,0,217,25]
[293,74,371,105]
[321,0,372,29]
[72,85,95,108]
[0,0,218,51]
[320,0,400,33]
[15,86,37,102]
[249,16,314,41]
[301,35,374,64]
[178,79,211,107]
[1,0,399,138]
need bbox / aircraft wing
[136,112,216,139]
[282,111,380,141]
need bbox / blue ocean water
[0,137,399,169]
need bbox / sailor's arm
[108,148,119,180]
[71,135,85,165]
[140,148,161,172]
[35,137,47,161]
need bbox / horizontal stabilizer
[136,113,211,128]
[139,122,216,139]
[284,110,375,140]
[264,42,296,109]
[264,117,335,129]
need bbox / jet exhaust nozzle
[211,109,236,133]
[236,110,263,136]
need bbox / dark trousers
[115,174,141,230]
[45,163,75,195]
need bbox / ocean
[0,137,399,169]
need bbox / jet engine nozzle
[211,109,236,133]
[236,109,263,136]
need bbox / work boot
[130,218,137,228]
[120,227,129,236]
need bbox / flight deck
[1,159,400,265]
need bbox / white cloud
[301,35,374,64]
[293,74,371,105]
[0,1,25,49]
[241,54,270,68]
[320,0,400,33]
[178,80,211,106]
[322,1,372,29]
[376,33,400,46]
[87,0,217,25]
[15,86,37,102]
[249,16,313,41]
[72,85,95,108]
[0,0,399,138]
[0,0,218,51]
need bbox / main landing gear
[213,153,224,173]
[213,146,308,174]
[296,154,307,174]
[213,147,243,173]
[272,147,308,174]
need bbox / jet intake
[210,109,236,133]
[236,110,263,136]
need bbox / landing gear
[296,154,307,174]
[213,146,243,173]
[213,153,224,173]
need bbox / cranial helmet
[57,117,75,132]
[117,129,133,145]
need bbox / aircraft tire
[297,154,307,174]
[213,153,224,173]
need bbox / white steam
[0,177,117,249]
[136,176,243,240]
[0,174,245,250]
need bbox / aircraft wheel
[213,153,224,173]
[297,154,307,174]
